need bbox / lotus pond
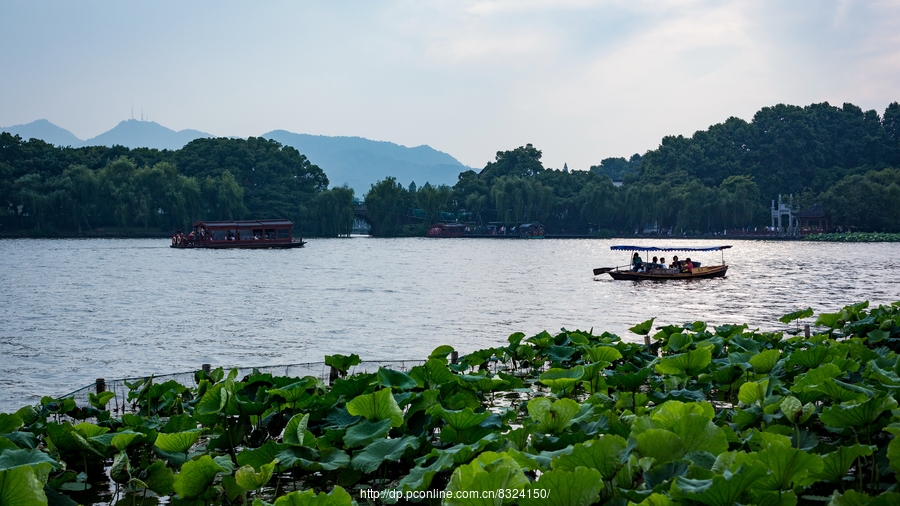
[3,301,900,506]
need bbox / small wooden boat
[594,245,731,280]
[171,220,305,249]
[427,223,467,238]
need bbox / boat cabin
[172,219,304,249]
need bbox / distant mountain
[1,119,83,147]
[82,119,213,150]
[263,130,471,195]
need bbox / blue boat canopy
[610,245,732,252]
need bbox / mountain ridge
[1,119,472,194]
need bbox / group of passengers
[631,253,694,274]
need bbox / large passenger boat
[171,220,306,249]
[594,245,730,280]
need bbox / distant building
[795,204,830,233]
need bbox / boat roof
[610,245,732,252]
[194,219,293,228]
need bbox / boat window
[252,229,263,239]
[212,230,226,240]
[277,229,290,239]
[238,229,253,240]
[265,228,277,240]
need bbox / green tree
[364,177,413,237]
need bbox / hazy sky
[2,0,898,170]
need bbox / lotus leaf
[272,486,353,506]
[456,373,509,392]
[829,490,900,506]
[673,462,767,506]
[73,422,109,438]
[349,435,420,474]
[0,437,16,452]
[343,418,391,448]
[635,428,684,465]
[0,414,22,433]
[651,401,715,429]
[736,440,823,490]
[346,388,404,427]
[656,348,712,376]
[324,354,361,374]
[445,451,529,506]
[630,318,656,336]
[0,448,60,475]
[539,366,584,393]
[331,373,375,398]
[666,333,693,352]
[398,451,456,493]
[780,396,815,425]
[788,346,839,369]
[235,459,277,490]
[172,455,226,500]
[145,460,174,496]
[528,397,581,434]
[283,413,310,446]
[430,344,456,361]
[0,465,47,506]
[813,444,874,482]
[780,308,813,324]
[154,429,202,454]
[738,379,769,406]
[672,414,729,456]
[376,367,418,390]
[520,466,603,506]
[749,349,781,373]
[409,359,456,389]
[583,345,623,363]
[238,441,281,471]
[88,391,115,409]
[109,451,131,484]
[267,378,316,405]
[551,434,627,478]
[820,395,898,431]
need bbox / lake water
[1,237,899,412]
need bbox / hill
[82,119,213,151]
[263,130,470,195]
[0,119,83,147]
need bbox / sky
[1,0,899,170]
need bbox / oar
[593,265,626,275]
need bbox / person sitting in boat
[683,257,694,274]
[658,257,666,272]
[631,252,643,271]
[670,255,681,270]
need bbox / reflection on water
[1,237,898,411]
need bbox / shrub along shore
[2,301,900,505]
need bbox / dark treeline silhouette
[3,101,899,237]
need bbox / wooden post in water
[804,325,810,339]
[644,335,651,350]
[451,351,459,364]
[95,378,106,394]
[202,364,211,377]
[329,366,339,385]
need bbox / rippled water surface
[1,237,899,411]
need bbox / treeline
[0,135,355,236]
[3,100,899,237]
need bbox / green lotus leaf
[0,448,60,474]
[154,429,203,454]
[110,451,131,484]
[172,455,226,499]
[194,383,228,426]
[1,432,35,450]
[283,413,310,446]
[656,348,712,376]
[238,440,282,471]
[863,362,900,387]
[673,462,768,506]
[73,422,109,438]
[813,444,874,482]
[409,359,457,389]
[445,451,529,506]
[738,379,769,406]
[146,460,175,496]
[331,373,375,399]
[749,349,781,373]
[780,396,815,425]
[301,447,350,472]
[609,366,651,391]
[431,405,492,430]
[376,367,418,391]
[791,363,843,391]
[672,414,728,456]
[349,435,421,474]
[630,318,656,336]
[46,422,102,457]
[635,428,684,465]
[829,489,900,506]
[633,493,678,506]
[267,378,316,405]
[780,307,813,324]
[787,346,839,369]
[867,329,890,343]
[0,465,47,506]
[346,388,404,427]
[583,345,623,363]
[456,373,509,392]
[325,354,362,374]
[88,390,116,409]
[528,397,581,434]
[651,401,715,429]
[814,312,842,329]
[109,430,149,452]
[235,459,277,491]
[343,418,392,448]
[214,454,235,474]
[666,333,693,352]
[0,414,23,433]
[809,379,867,404]
[0,437,16,452]
[736,442,823,490]
[520,466,603,506]
[272,486,354,506]
[539,366,585,392]
[551,434,627,479]
[820,395,898,431]
[429,344,456,361]
[398,451,456,493]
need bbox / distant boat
[171,220,306,249]
[427,223,467,238]
[594,245,731,280]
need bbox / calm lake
[1,237,899,412]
